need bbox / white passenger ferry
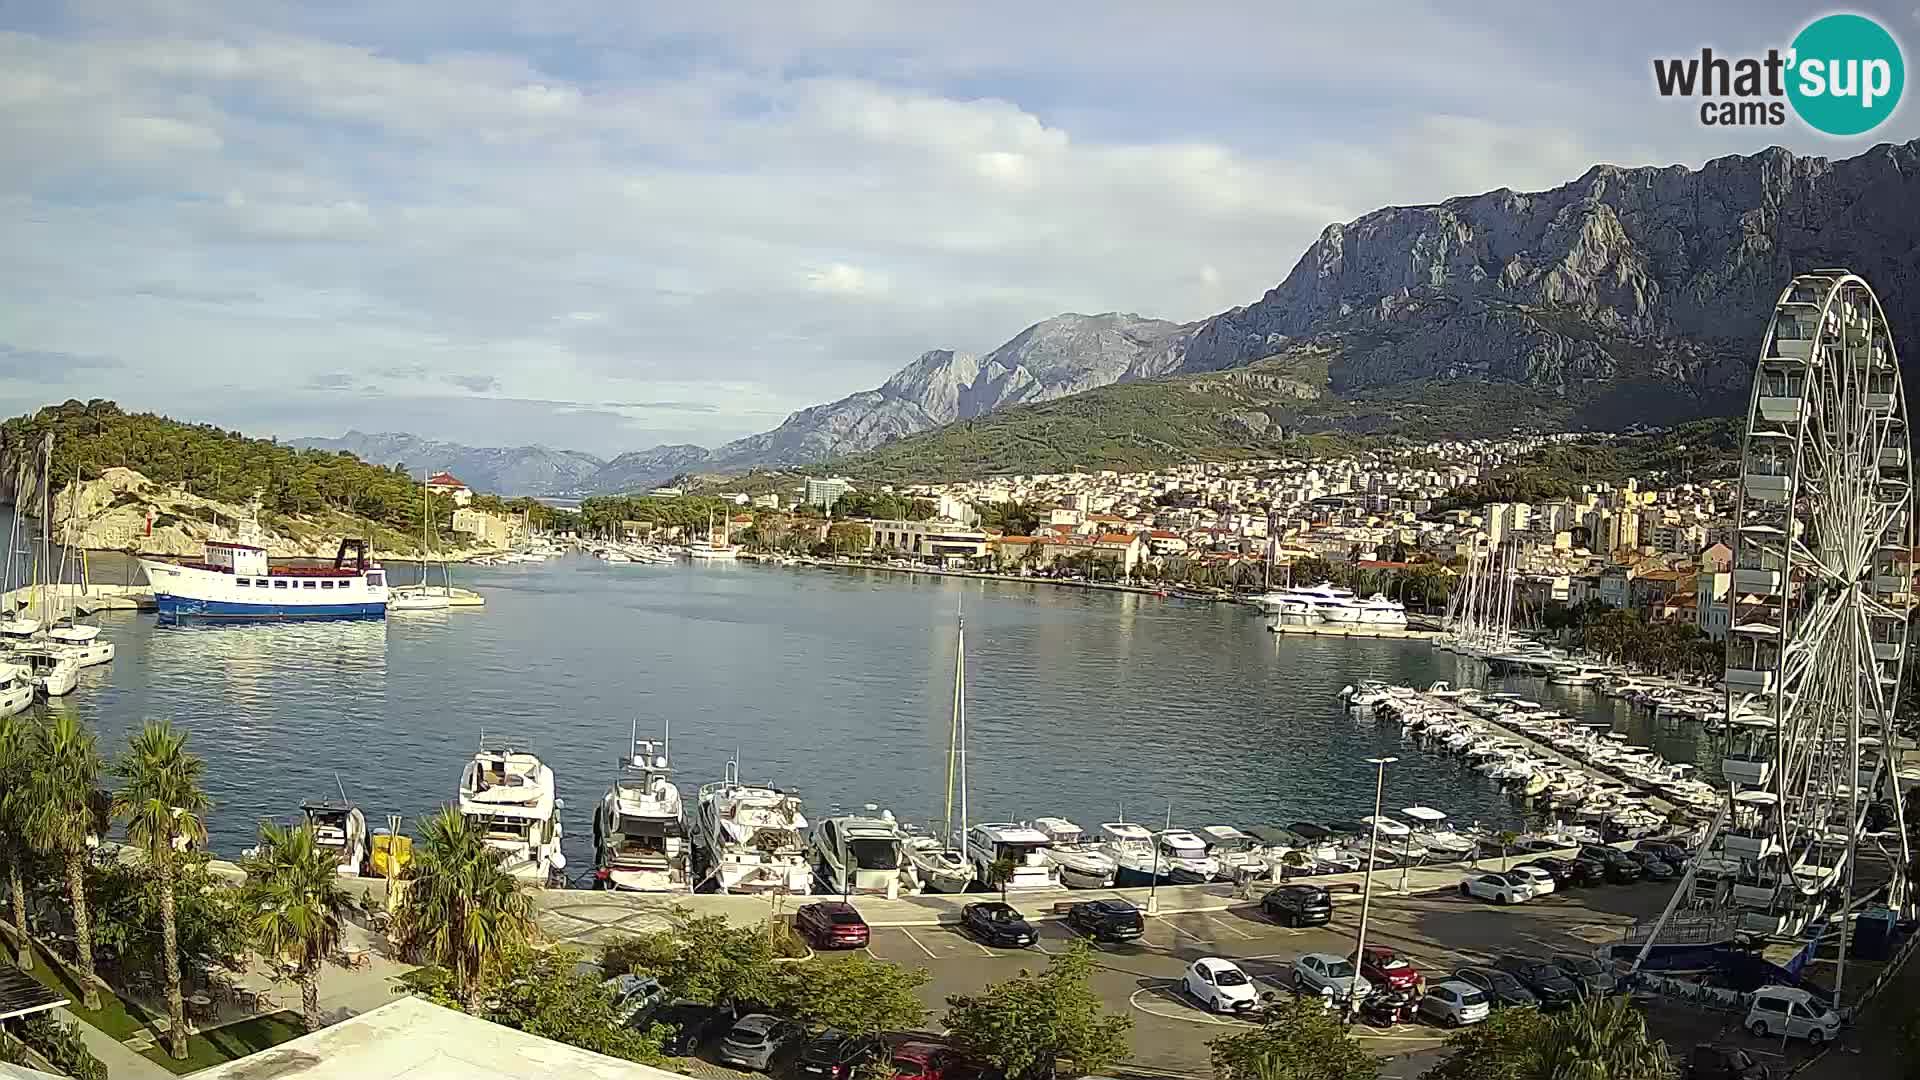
[140,539,389,621]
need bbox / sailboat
[391,470,452,612]
[42,457,115,665]
[686,509,740,561]
[906,607,976,894]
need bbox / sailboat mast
[957,607,968,849]
[945,611,961,840]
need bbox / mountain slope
[290,431,605,496]
[585,444,715,494]
[707,313,1182,468]
[820,139,1920,479]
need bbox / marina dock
[1,582,155,613]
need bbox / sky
[3,0,1919,458]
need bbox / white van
[1744,986,1840,1043]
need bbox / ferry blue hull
[155,594,387,621]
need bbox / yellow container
[371,833,413,877]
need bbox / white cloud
[1,0,1913,456]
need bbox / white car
[1291,952,1371,1002]
[1745,986,1841,1043]
[1459,871,1536,904]
[1184,957,1261,1014]
[1509,865,1557,897]
[1418,980,1492,1027]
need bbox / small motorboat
[303,801,369,877]
[1029,817,1118,888]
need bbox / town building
[866,518,990,563]
[806,477,852,511]
[426,471,473,507]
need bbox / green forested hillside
[2,399,439,531]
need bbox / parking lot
[836,881,1683,1075]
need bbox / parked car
[1491,956,1580,1008]
[795,901,871,949]
[1687,1044,1771,1079]
[1459,871,1535,904]
[1417,980,1491,1027]
[717,1014,805,1072]
[1744,986,1840,1043]
[960,902,1037,948]
[1509,865,1557,897]
[1550,953,1618,997]
[1292,952,1371,1002]
[1623,849,1677,881]
[600,973,669,1028]
[653,1001,735,1056]
[797,1030,882,1080]
[1518,857,1578,889]
[1067,899,1144,942]
[1184,957,1261,1014]
[1451,965,1539,1009]
[1261,884,1333,927]
[1354,945,1421,993]
[891,1042,982,1080]
[1635,839,1691,866]
[1578,845,1644,883]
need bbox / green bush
[11,1015,108,1080]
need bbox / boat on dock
[812,807,922,897]
[302,800,369,877]
[692,761,812,894]
[0,661,33,717]
[593,724,689,893]
[458,739,567,886]
[961,822,1062,892]
[909,607,977,894]
[1029,817,1118,888]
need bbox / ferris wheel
[1704,270,1915,990]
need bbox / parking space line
[1163,920,1208,943]
[1205,915,1253,940]
[973,941,996,958]
[896,928,938,959]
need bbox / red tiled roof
[1094,533,1136,545]
[996,536,1040,544]
[1148,530,1182,539]
[427,472,466,488]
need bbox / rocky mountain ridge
[289,431,605,496]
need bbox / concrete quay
[2,582,154,613]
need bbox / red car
[795,901,870,949]
[1354,945,1422,993]
[891,1042,984,1080]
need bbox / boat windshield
[615,815,676,838]
[848,838,900,870]
[468,814,532,842]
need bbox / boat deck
[1268,623,1437,640]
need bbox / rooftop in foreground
[190,998,682,1080]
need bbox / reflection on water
[36,554,1697,874]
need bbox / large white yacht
[458,740,566,885]
[1028,818,1118,888]
[1321,593,1409,627]
[811,807,922,897]
[593,726,689,893]
[692,762,812,894]
[1265,582,1357,625]
[961,822,1062,891]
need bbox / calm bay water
[31,553,1721,881]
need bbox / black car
[1622,849,1677,881]
[796,1030,881,1080]
[1550,953,1618,997]
[960,902,1037,947]
[1687,1044,1771,1080]
[1451,965,1539,1009]
[1066,899,1144,942]
[1491,955,1581,1007]
[1518,858,1579,888]
[1526,855,1606,887]
[1634,840,1690,865]
[1261,885,1333,927]
[1578,845,1644,884]
[652,1001,735,1056]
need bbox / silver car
[717,1014,803,1072]
[1291,952,1371,1002]
[1418,980,1492,1027]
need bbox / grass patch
[161,1012,304,1072]
[13,944,301,1074]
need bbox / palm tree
[1495,830,1520,871]
[0,714,35,969]
[987,854,1018,903]
[111,722,208,1060]
[394,808,534,1007]
[1533,995,1676,1079]
[25,715,104,1009]
[241,823,349,1032]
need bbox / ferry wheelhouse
[141,539,389,621]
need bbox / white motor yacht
[1271,582,1357,625]
[1028,817,1118,888]
[458,740,566,885]
[17,647,79,697]
[1195,825,1271,881]
[593,727,689,893]
[961,822,1062,892]
[1398,807,1477,860]
[1322,593,1408,627]
[0,662,31,718]
[302,801,368,877]
[692,762,812,894]
[813,807,922,897]
[1098,821,1161,884]
[903,830,975,894]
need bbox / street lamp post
[1351,756,1397,1017]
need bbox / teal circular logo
[1787,14,1904,135]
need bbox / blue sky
[3,0,1917,456]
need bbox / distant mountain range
[287,432,607,496]
[305,139,1920,489]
